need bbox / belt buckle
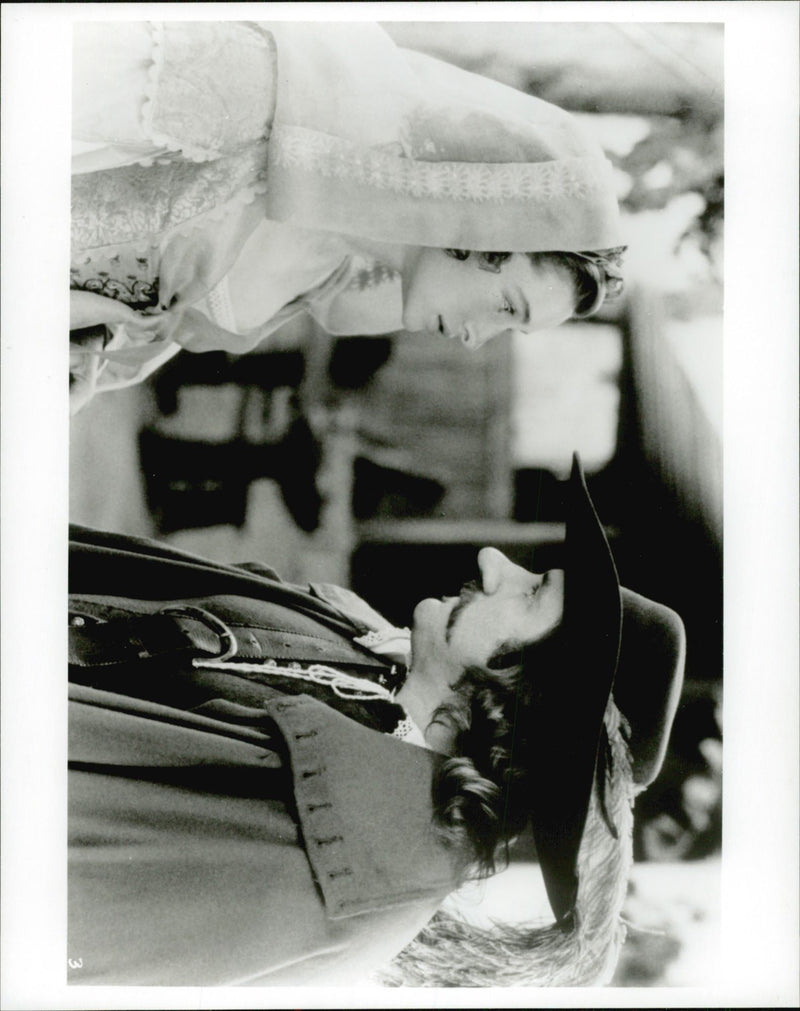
[158,605,238,663]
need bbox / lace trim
[346,261,401,293]
[353,627,410,650]
[392,717,416,740]
[71,274,160,311]
[271,123,610,203]
[142,22,277,163]
[203,276,238,331]
[71,143,269,256]
[70,248,160,309]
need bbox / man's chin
[411,596,449,640]
[412,596,437,625]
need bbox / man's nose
[477,546,513,595]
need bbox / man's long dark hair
[377,646,636,987]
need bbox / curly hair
[444,246,627,320]
[375,647,637,987]
[426,628,582,874]
[379,745,634,987]
[427,659,538,876]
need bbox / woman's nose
[477,547,511,595]
[460,324,491,351]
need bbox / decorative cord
[196,657,396,703]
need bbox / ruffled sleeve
[72,21,277,173]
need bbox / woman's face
[401,250,576,349]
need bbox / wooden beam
[357,519,566,545]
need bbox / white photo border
[2,3,798,1008]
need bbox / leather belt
[68,606,236,669]
[68,604,395,679]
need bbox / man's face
[411,547,565,680]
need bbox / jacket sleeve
[69,684,457,986]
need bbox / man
[68,456,684,987]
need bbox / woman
[71,21,625,411]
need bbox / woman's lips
[439,315,459,340]
[434,315,468,344]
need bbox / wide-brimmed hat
[527,454,685,924]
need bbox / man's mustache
[444,578,482,641]
[458,578,481,601]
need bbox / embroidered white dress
[71,24,409,405]
[70,21,622,409]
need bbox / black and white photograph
[1,3,798,1008]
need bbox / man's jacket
[68,526,460,986]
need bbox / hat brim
[526,456,686,924]
[527,453,622,924]
[615,588,686,787]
